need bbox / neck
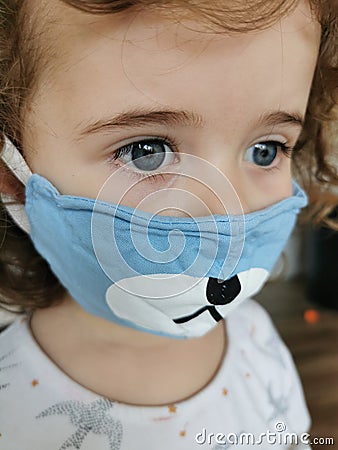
[30,293,227,405]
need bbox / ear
[0,160,25,203]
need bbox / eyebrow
[75,109,203,140]
[256,110,304,130]
[75,107,304,140]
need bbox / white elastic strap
[1,136,32,184]
[1,136,32,233]
[0,193,31,233]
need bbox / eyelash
[113,134,180,156]
[107,134,180,182]
[261,141,294,172]
[107,137,294,180]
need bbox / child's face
[23,0,320,215]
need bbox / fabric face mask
[1,137,308,338]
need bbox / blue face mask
[2,138,308,338]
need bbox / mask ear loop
[1,136,32,233]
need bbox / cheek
[241,159,293,213]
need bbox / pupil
[253,143,277,166]
[132,141,166,171]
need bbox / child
[0,0,337,449]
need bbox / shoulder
[0,316,34,390]
[226,297,287,362]
[226,297,298,380]
[0,315,28,359]
[0,315,71,407]
[0,316,103,449]
[227,297,292,362]
[0,314,31,347]
[225,298,311,434]
[227,297,276,335]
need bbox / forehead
[38,0,320,65]
[31,1,320,135]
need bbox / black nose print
[206,275,241,305]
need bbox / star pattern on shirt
[212,431,246,449]
[36,398,123,450]
[213,442,232,449]
[265,331,287,369]
[267,383,289,421]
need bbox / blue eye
[113,139,176,172]
[244,141,285,167]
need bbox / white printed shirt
[0,299,311,450]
